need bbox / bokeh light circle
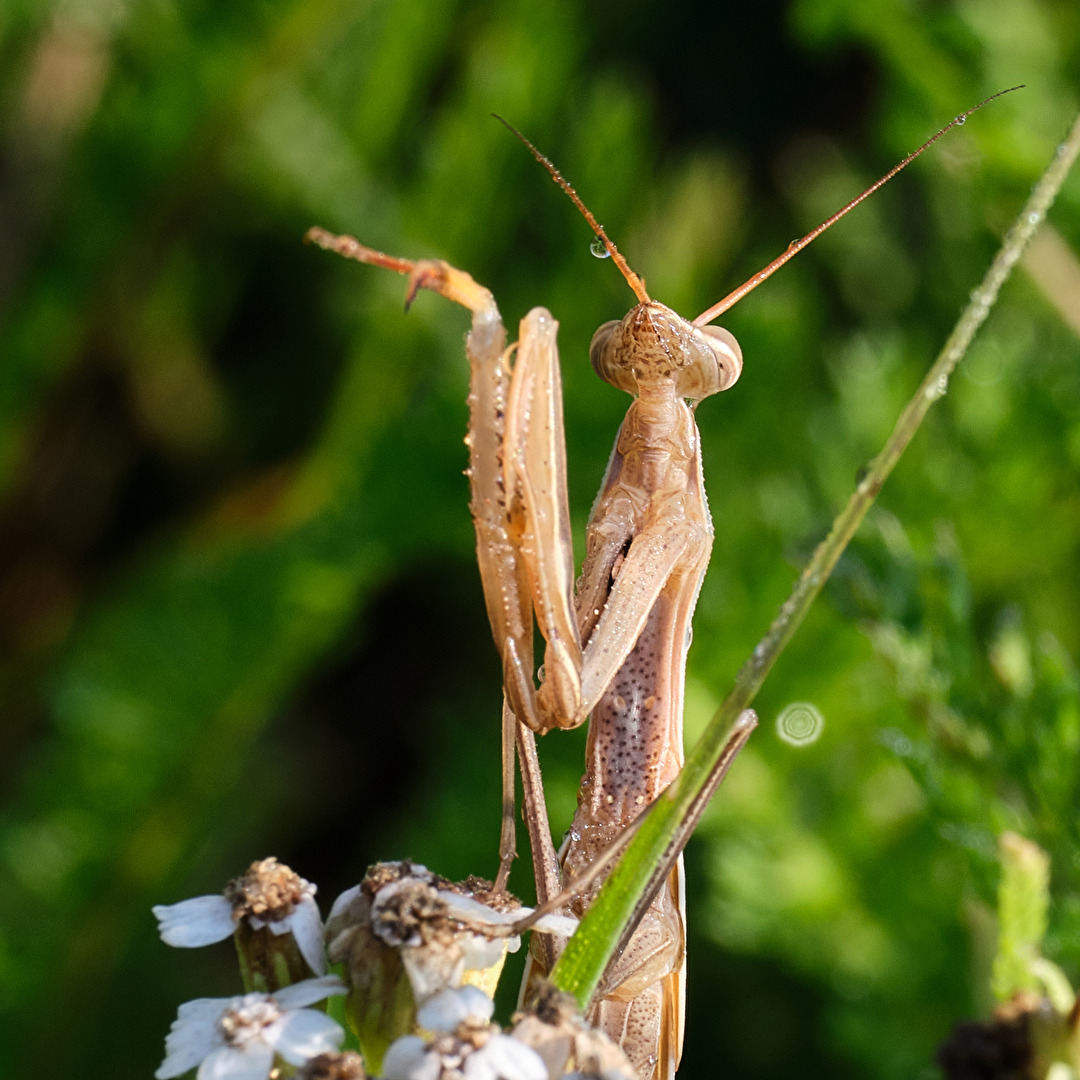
[776,701,824,746]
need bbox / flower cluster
[327,862,576,1005]
[154,857,622,1080]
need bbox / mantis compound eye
[589,319,638,395]
[681,324,742,399]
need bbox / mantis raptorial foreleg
[301,235,552,887]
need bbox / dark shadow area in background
[683,839,863,1080]
[581,0,878,175]
[266,556,503,902]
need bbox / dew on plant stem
[590,237,611,259]
[924,373,949,401]
[955,115,966,125]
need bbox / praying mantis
[307,91,1015,1080]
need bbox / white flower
[153,858,326,975]
[328,867,580,1009]
[417,986,495,1032]
[156,975,347,1080]
[382,1036,439,1080]
[462,1034,548,1080]
[382,988,547,1080]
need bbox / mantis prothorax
[306,86,1018,1080]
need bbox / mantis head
[589,302,742,401]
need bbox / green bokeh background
[0,1,1078,1077]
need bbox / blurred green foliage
[0,1,1078,1077]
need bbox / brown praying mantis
[306,89,1016,1080]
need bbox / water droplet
[1028,212,1041,226]
[955,115,966,126]
[590,237,611,259]
[924,373,949,400]
[776,702,824,747]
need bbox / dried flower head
[153,857,326,987]
[512,983,636,1080]
[328,862,576,1006]
[325,862,576,1075]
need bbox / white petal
[465,1035,548,1080]
[327,884,362,923]
[417,986,494,1032]
[273,975,347,1011]
[267,1009,344,1065]
[463,1050,497,1080]
[158,1036,213,1079]
[289,894,328,975]
[175,995,231,1028]
[156,998,227,1077]
[382,1036,439,1080]
[438,891,513,925]
[530,913,578,937]
[401,943,465,1001]
[153,896,236,947]
[197,1044,274,1080]
[460,934,506,973]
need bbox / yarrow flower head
[511,983,636,1080]
[156,974,347,1080]
[325,862,577,1074]
[382,986,548,1080]
[153,857,326,986]
[328,862,576,1003]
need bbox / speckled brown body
[560,354,715,1080]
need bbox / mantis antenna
[492,114,652,305]
[496,88,1022,323]
[692,85,1024,326]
